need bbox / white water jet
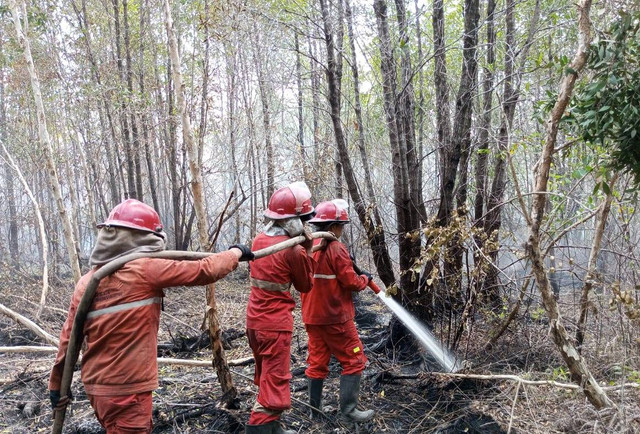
[377,292,459,373]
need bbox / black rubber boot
[270,420,296,434]
[308,377,324,419]
[245,422,274,433]
[339,374,374,422]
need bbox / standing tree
[9,0,82,284]
[526,0,613,409]
[163,0,237,405]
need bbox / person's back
[245,182,315,434]
[49,199,249,433]
[246,232,313,331]
[300,199,375,423]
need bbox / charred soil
[1,267,639,433]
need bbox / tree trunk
[576,173,618,350]
[473,0,496,222]
[526,0,612,409]
[483,0,541,302]
[138,0,159,211]
[163,0,237,404]
[254,34,275,199]
[123,0,143,201]
[344,0,391,279]
[9,0,81,284]
[373,0,420,299]
[72,0,121,208]
[112,0,137,200]
[433,0,452,225]
[447,0,480,281]
[394,0,427,225]
[295,32,309,183]
[0,58,19,268]
[320,0,396,287]
[1,143,49,317]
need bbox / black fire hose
[51,232,336,434]
[351,256,382,294]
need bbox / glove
[360,270,373,283]
[50,390,71,411]
[301,228,314,253]
[229,244,254,261]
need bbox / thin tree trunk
[72,0,121,208]
[163,0,236,404]
[576,173,619,350]
[344,0,387,248]
[321,0,396,287]
[433,0,452,224]
[139,0,159,211]
[1,142,49,318]
[309,35,321,176]
[395,0,426,224]
[474,0,496,222]
[413,0,425,208]
[254,33,275,199]
[112,0,137,200]
[123,0,143,200]
[373,0,419,298]
[295,32,309,183]
[0,56,19,268]
[526,0,612,409]
[483,0,541,301]
[9,0,81,284]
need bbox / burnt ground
[1,264,639,433]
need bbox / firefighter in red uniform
[245,182,315,434]
[301,199,375,423]
[49,199,253,433]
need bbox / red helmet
[264,181,314,220]
[308,199,350,224]
[97,199,164,234]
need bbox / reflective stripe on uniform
[250,277,291,292]
[313,274,336,279]
[86,297,162,319]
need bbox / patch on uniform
[353,346,360,353]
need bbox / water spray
[367,280,460,373]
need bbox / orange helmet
[97,199,164,234]
[308,199,349,224]
[264,181,314,220]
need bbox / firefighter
[49,199,253,433]
[245,181,315,434]
[301,199,375,423]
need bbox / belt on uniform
[250,277,291,292]
[86,297,162,320]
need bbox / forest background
[0,0,639,432]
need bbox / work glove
[229,244,254,261]
[301,228,314,253]
[360,270,373,283]
[49,390,71,411]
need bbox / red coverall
[246,233,314,425]
[50,251,239,433]
[301,240,370,379]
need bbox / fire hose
[51,231,337,434]
[350,258,382,294]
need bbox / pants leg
[322,321,367,376]
[304,324,331,380]
[88,392,153,434]
[247,329,292,425]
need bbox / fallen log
[0,302,59,347]
[0,346,254,367]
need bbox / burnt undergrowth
[1,279,639,433]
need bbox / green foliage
[570,12,640,184]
